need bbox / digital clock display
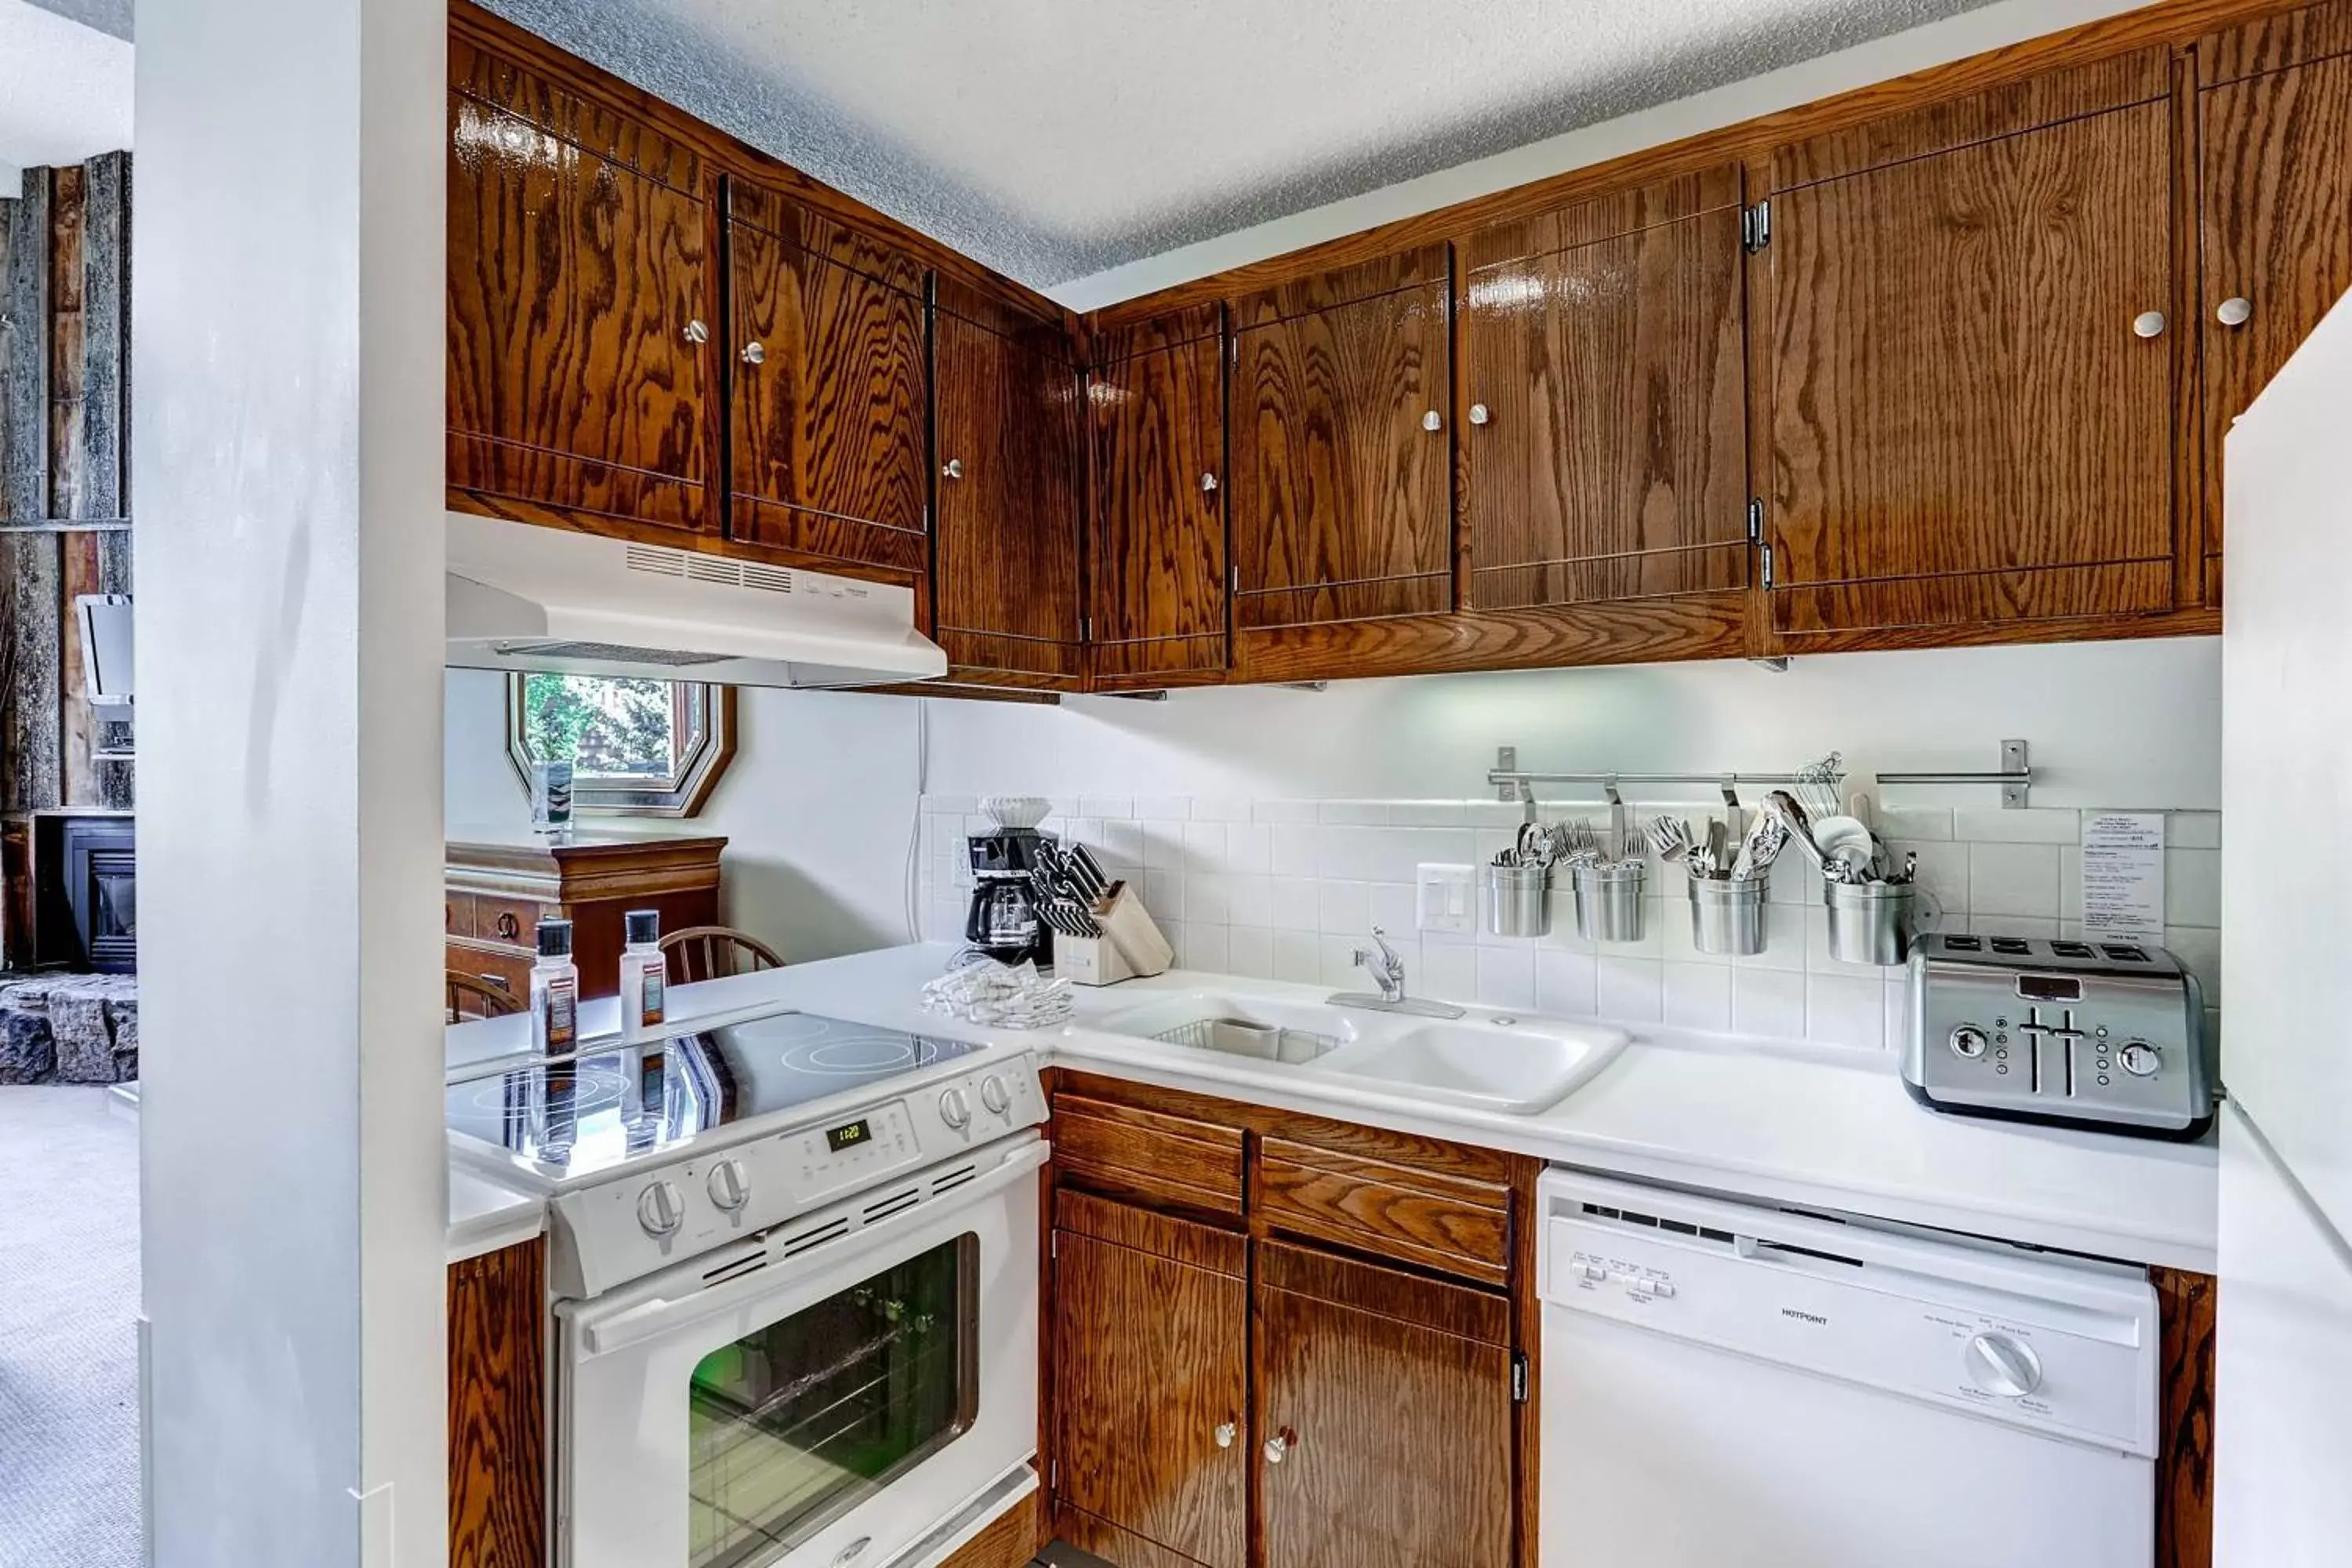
[825,1118,873,1153]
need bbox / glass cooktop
[445,1011,985,1184]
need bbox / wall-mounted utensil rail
[1873,740,2033,809]
[1492,739,2034,812]
[1489,746,1838,813]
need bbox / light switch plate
[1417,863,1475,935]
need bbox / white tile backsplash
[922,796,2226,1055]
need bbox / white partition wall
[132,0,448,1563]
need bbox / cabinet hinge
[1050,1231,1058,1260]
[1761,543,1776,590]
[1229,565,1240,594]
[1747,498,1763,544]
[1081,616,1093,644]
[1742,199,1772,254]
[1511,1352,1529,1404]
[1050,1457,1059,1494]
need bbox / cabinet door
[1764,52,2178,641]
[726,183,929,585]
[1052,1192,1247,1568]
[1461,168,1750,610]
[1229,247,1452,630]
[1087,307,1229,690]
[1255,1241,1515,1568]
[447,38,713,535]
[935,289,1084,688]
[2200,3,2352,596]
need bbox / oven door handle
[576,1138,1050,1360]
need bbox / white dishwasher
[1537,1170,2160,1568]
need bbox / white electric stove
[448,1007,1048,1568]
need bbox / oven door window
[688,1232,978,1568]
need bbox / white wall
[448,638,2222,968]
[916,637,2222,808]
[138,0,448,1564]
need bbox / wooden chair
[660,925,786,985]
[446,971,524,1023]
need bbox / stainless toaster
[1904,934,2213,1140]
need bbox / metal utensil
[1730,811,1788,881]
[1645,816,1693,866]
[1762,791,1835,880]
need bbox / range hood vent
[446,514,947,690]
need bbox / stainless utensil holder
[1688,875,1769,956]
[1824,880,1917,966]
[1572,862,1647,943]
[1483,863,1552,938]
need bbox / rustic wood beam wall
[0,151,135,967]
[2,170,62,818]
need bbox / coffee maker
[962,797,1054,967]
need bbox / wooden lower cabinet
[1054,1191,1249,1568]
[1256,1241,1515,1568]
[448,1237,545,1568]
[1044,1073,1533,1568]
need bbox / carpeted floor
[0,1087,141,1568]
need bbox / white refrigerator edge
[2216,282,2352,1566]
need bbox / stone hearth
[0,975,140,1084]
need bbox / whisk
[1794,753,1846,822]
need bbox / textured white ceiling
[485,0,2005,290]
[0,0,132,185]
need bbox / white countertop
[442,942,2221,1273]
[447,1163,546,1265]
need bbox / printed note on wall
[2081,813,2165,942]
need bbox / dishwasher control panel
[1539,1171,2160,1457]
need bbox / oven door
[557,1133,1045,1568]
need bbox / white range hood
[445,512,946,688]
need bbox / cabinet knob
[495,912,521,941]
[1214,1421,1236,1449]
[2217,296,2253,328]
[1421,409,1443,432]
[1468,402,1490,426]
[942,458,964,481]
[1263,1428,1296,1464]
[2132,310,2167,339]
[741,340,766,365]
[1200,472,1218,494]
[684,318,709,344]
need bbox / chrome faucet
[1329,927,1467,1020]
[1355,927,1408,1002]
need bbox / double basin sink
[1085,987,1629,1117]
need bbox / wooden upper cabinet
[446,34,715,536]
[1086,307,1229,690]
[1461,168,1751,611]
[1229,247,1454,630]
[2198,0,2352,595]
[934,281,1086,688]
[1762,50,2180,641]
[724,180,930,586]
[1254,1241,1515,1568]
[1051,1192,1247,1568]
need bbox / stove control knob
[2118,1040,2161,1078]
[637,1179,684,1237]
[707,1159,751,1213]
[938,1087,972,1130]
[980,1075,1011,1115]
[1949,1025,1989,1060]
[1965,1331,2043,1399]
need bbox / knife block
[1054,885,1173,985]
